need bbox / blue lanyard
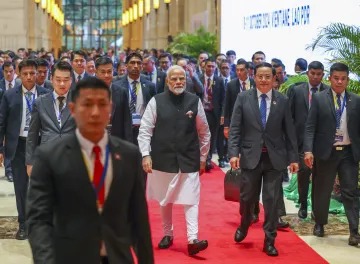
[92,145,110,199]
[24,92,35,112]
[128,82,138,102]
[51,93,66,121]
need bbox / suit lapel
[249,89,263,129]
[60,99,71,128]
[266,90,279,128]
[15,85,23,122]
[303,83,310,110]
[43,93,60,129]
[345,90,354,123]
[326,89,337,121]
[110,85,117,123]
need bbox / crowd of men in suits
[0,46,359,259]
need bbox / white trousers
[160,203,199,242]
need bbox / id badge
[335,129,344,142]
[132,113,141,126]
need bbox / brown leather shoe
[187,239,208,255]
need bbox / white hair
[166,65,186,78]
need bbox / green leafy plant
[167,26,218,58]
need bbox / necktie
[25,91,33,127]
[58,96,65,112]
[260,94,267,128]
[77,75,82,82]
[92,146,105,208]
[130,81,137,113]
[8,83,12,89]
[207,78,211,90]
[311,87,317,101]
[224,78,228,88]
[242,81,247,91]
[336,94,342,128]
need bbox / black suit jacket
[113,74,156,109]
[228,89,298,170]
[70,71,91,90]
[0,85,48,160]
[199,75,225,120]
[0,78,6,92]
[27,133,154,264]
[110,84,132,141]
[303,89,360,161]
[142,69,166,94]
[288,82,330,151]
[223,78,256,127]
[25,92,76,165]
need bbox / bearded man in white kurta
[138,65,211,256]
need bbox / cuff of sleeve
[142,151,150,157]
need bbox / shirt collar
[22,85,36,94]
[75,128,108,158]
[239,77,250,84]
[5,79,15,86]
[331,89,346,98]
[308,82,321,91]
[127,75,140,84]
[53,90,69,100]
[222,75,230,81]
[74,71,85,79]
[205,74,214,81]
[257,88,272,99]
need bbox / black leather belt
[333,145,350,151]
[19,136,27,141]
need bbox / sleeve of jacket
[27,146,55,264]
[219,80,225,114]
[121,88,133,142]
[223,84,231,127]
[0,92,9,154]
[282,97,299,163]
[303,93,319,153]
[287,84,296,121]
[191,74,204,94]
[26,99,41,165]
[228,94,243,158]
[130,150,154,264]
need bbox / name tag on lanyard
[334,94,346,143]
[52,94,66,126]
[24,92,36,131]
[128,82,142,125]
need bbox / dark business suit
[0,85,48,227]
[303,89,360,233]
[228,89,298,242]
[143,69,166,94]
[199,75,225,162]
[113,75,156,144]
[70,71,91,90]
[25,92,76,165]
[288,82,329,209]
[110,84,132,142]
[27,133,154,264]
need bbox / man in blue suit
[0,59,48,240]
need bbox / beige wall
[123,0,221,50]
[0,0,62,56]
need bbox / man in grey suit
[26,61,76,176]
[228,63,299,256]
[142,55,167,94]
[176,58,204,95]
[287,61,330,219]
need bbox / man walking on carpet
[138,65,211,255]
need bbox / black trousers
[11,138,28,226]
[132,125,140,146]
[239,152,282,242]
[217,125,226,161]
[297,152,312,209]
[314,146,359,234]
[205,110,218,162]
[101,256,109,264]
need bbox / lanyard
[128,82,139,102]
[24,91,36,112]
[334,93,346,117]
[83,145,110,201]
[51,93,66,121]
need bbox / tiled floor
[0,162,359,263]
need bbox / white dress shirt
[138,97,210,162]
[5,79,15,90]
[257,88,272,122]
[239,78,250,92]
[20,86,37,137]
[74,71,86,82]
[127,76,145,116]
[332,90,350,146]
[75,129,113,212]
[52,91,68,127]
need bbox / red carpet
[148,165,328,264]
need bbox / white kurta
[138,95,210,206]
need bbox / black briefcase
[224,168,241,202]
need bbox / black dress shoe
[313,224,324,237]
[298,208,307,219]
[15,228,27,240]
[225,157,230,163]
[263,244,278,256]
[7,175,13,182]
[188,239,208,255]
[218,160,225,168]
[348,233,360,246]
[158,236,173,249]
[251,213,259,223]
[277,217,290,229]
[234,227,248,242]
